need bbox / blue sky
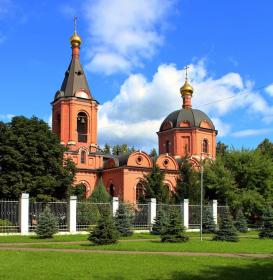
[1,0,273,152]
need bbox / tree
[161,208,189,243]
[0,116,76,201]
[151,208,168,235]
[69,183,86,200]
[102,144,111,154]
[259,207,273,239]
[143,164,169,203]
[213,208,239,242]
[234,209,248,233]
[114,203,133,237]
[202,207,216,233]
[89,178,110,203]
[257,138,273,158]
[88,210,119,245]
[216,141,228,157]
[149,148,158,158]
[112,144,135,155]
[35,206,58,238]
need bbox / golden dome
[180,79,193,96]
[70,32,82,48]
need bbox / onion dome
[180,79,193,96]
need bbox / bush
[202,207,217,233]
[259,207,273,239]
[234,209,248,233]
[77,203,101,226]
[161,208,189,243]
[0,219,14,233]
[88,210,119,245]
[114,203,133,237]
[213,208,239,242]
[90,178,110,203]
[35,206,58,238]
[152,208,168,235]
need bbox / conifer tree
[202,207,217,233]
[88,210,119,245]
[161,208,189,242]
[259,207,273,239]
[234,209,248,233]
[151,208,168,235]
[114,203,133,237]
[35,206,58,238]
[89,177,110,203]
[213,208,239,242]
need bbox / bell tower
[52,18,99,152]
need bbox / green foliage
[257,138,273,158]
[0,116,76,201]
[77,203,100,226]
[161,208,189,243]
[0,219,14,233]
[149,148,158,158]
[112,144,135,155]
[102,143,111,154]
[259,207,273,239]
[213,208,239,242]
[90,178,110,203]
[114,203,133,237]
[202,207,216,233]
[35,206,58,238]
[151,208,168,235]
[88,210,119,245]
[143,164,169,203]
[234,209,248,233]
[68,183,86,200]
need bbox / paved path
[0,246,272,259]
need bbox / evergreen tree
[202,207,217,233]
[102,144,111,154]
[259,207,273,239]
[114,203,133,237]
[151,208,168,235]
[213,208,239,242]
[234,209,248,233]
[88,210,119,245]
[149,148,158,158]
[161,208,189,242]
[35,206,58,238]
[89,178,110,203]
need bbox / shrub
[35,206,58,238]
[77,202,100,226]
[234,209,248,233]
[202,207,217,233]
[161,208,189,243]
[114,203,133,237]
[213,208,239,242]
[259,207,273,239]
[88,210,119,245]
[0,219,14,233]
[89,178,110,203]
[152,208,168,235]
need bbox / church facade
[51,28,217,203]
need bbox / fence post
[183,199,189,229]
[68,196,77,233]
[19,193,29,235]
[212,199,218,225]
[112,197,119,216]
[148,198,156,230]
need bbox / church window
[77,112,88,143]
[166,140,170,153]
[202,139,209,153]
[136,183,145,202]
[57,113,61,136]
[109,184,115,197]
[80,150,86,164]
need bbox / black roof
[54,57,92,101]
[159,108,215,132]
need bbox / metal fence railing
[76,202,111,231]
[188,205,214,229]
[0,200,19,233]
[156,204,184,225]
[29,202,68,232]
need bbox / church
[51,26,217,203]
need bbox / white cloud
[0,114,14,122]
[98,60,273,151]
[266,84,273,97]
[83,0,174,75]
[232,128,273,138]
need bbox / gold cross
[74,16,78,34]
[184,65,190,80]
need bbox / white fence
[0,193,221,235]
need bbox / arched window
[77,112,88,143]
[57,113,61,136]
[136,182,146,202]
[80,150,86,164]
[166,140,170,153]
[109,184,115,197]
[202,139,209,153]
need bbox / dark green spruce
[234,209,248,233]
[259,207,273,239]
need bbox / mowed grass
[0,251,272,280]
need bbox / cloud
[266,84,273,97]
[98,60,273,151]
[232,128,273,138]
[0,114,14,122]
[83,0,175,75]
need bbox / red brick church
[51,27,217,203]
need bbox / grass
[0,251,272,280]
[13,237,273,254]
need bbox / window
[202,139,209,153]
[166,140,170,153]
[136,183,145,202]
[57,113,61,136]
[77,112,88,143]
[109,184,115,197]
[80,150,86,164]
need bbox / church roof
[159,108,216,132]
[54,57,92,101]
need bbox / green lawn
[0,251,272,280]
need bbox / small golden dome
[180,79,193,96]
[70,32,82,48]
